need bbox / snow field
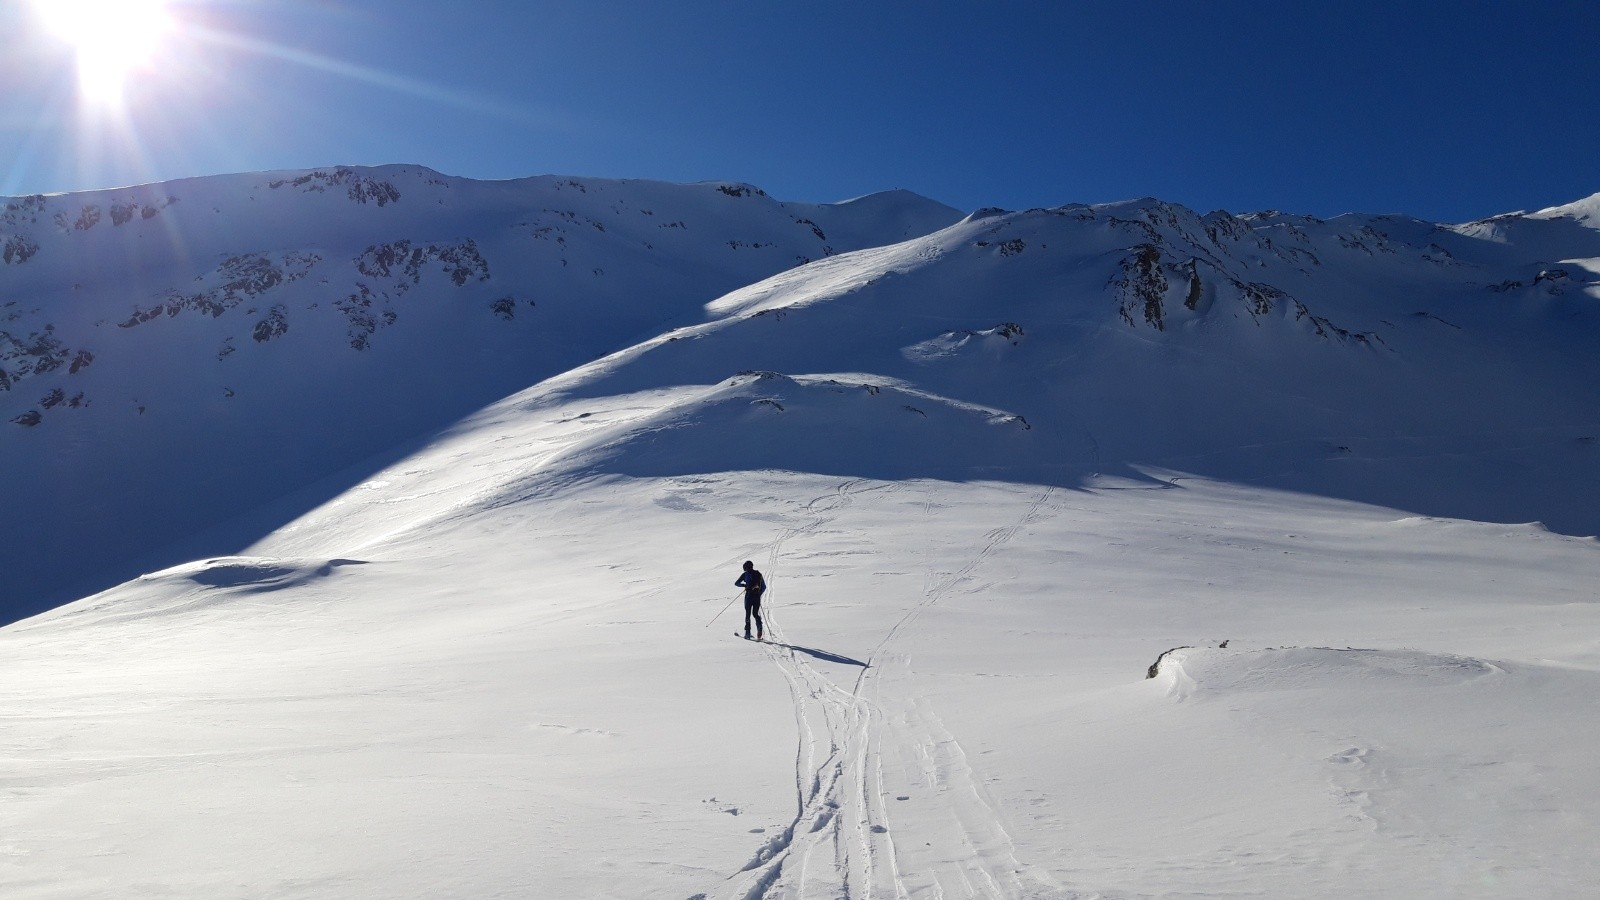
[5,169,1600,897]
[6,462,1599,897]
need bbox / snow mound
[556,371,1071,482]
[1156,647,1499,697]
[168,556,370,591]
[1094,641,1600,895]
[22,557,368,629]
[901,322,1025,363]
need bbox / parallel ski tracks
[708,481,1067,900]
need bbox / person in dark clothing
[735,560,766,640]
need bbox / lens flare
[32,0,175,103]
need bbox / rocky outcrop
[0,326,87,387]
[337,240,491,348]
[490,297,533,320]
[1114,244,1172,330]
[1292,301,1380,346]
[1096,212,1383,346]
[3,235,39,264]
[252,306,289,343]
[268,168,402,206]
[120,252,322,327]
[355,239,490,289]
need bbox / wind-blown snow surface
[4,173,1600,897]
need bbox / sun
[32,0,176,103]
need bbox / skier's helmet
[743,560,754,570]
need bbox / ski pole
[705,593,741,627]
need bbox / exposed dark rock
[267,168,401,206]
[118,252,320,330]
[252,306,289,343]
[119,307,164,328]
[3,236,39,265]
[0,326,78,383]
[2,195,47,218]
[735,371,790,383]
[1114,244,1170,330]
[1203,212,1252,245]
[1292,301,1379,345]
[67,206,102,232]
[1422,243,1462,267]
[1335,226,1397,256]
[1184,261,1204,310]
[1238,280,1288,318]
[355,239,489,289]
[1146,646,1193,679]
[795,217,827,241]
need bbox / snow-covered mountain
[0,167,962,618]
[6,170,1597,619]
[3,170,1600,898]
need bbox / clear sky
[3,0,1596,222]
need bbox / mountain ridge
[3,167,1598,621]
[0,166,963,617]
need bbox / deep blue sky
[3,0,1596,221]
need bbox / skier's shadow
[771,641,869,668]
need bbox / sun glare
[33,0,176,103]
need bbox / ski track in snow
[708,481,1065,899]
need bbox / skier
[735,560,766,640]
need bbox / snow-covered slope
[0,167,962,618]
[491,196,1600,534]
[3,175,1600,898]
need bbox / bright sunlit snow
[2,168,1599,898]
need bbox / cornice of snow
[1528,190,1600,225]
